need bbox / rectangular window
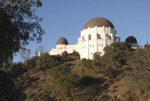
[82,36,85,41]
[88,34,91,40]
[97,34,101,39]
[106,34,111,39]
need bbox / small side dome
[125,36,137,44]
[57,37,68,45]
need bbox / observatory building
[44,17,120,59]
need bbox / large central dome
[83,17,114,30]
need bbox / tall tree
[0,0,45,67]
[38,45,44,53]
[19,48,31,62]
[99,42,133,81]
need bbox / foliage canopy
[0,0,44,66]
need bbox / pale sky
[14,0,150,62]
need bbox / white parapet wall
[49,44,78,55]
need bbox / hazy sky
[14,0,150,62]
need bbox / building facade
[43,17,120,59]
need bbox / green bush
[80,59,92,68]
[9,62,27,78]
[47,64,81,100]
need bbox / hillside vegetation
[1,42,150,101]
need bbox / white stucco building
[42,17,120,59]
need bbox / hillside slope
[2,42,150,101]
